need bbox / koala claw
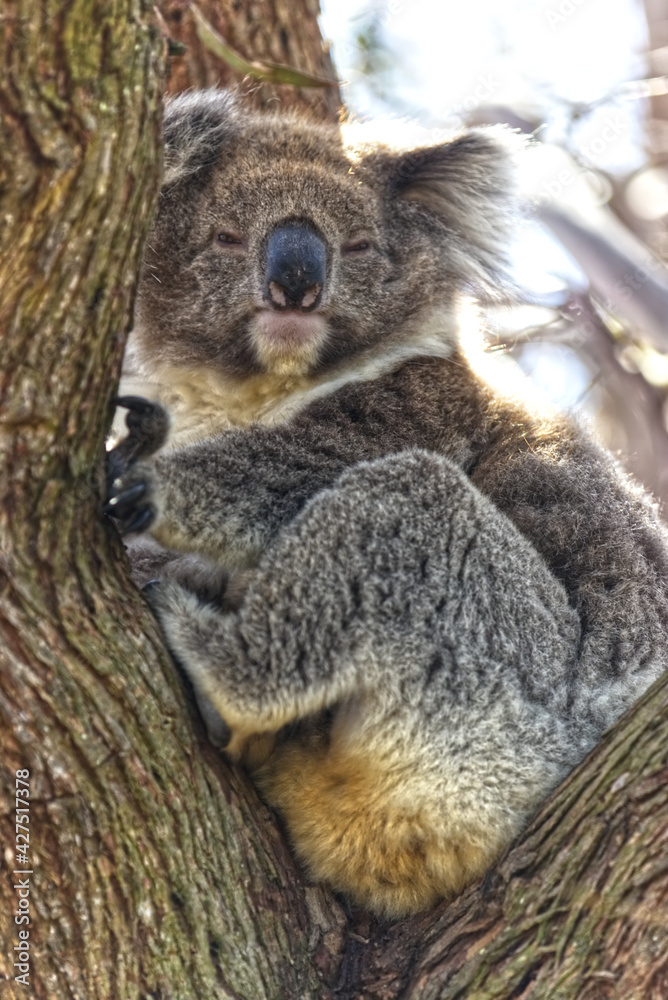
[103,480,155,534]
[120,507,155,536]
[105,396,169,490]
[103,481,148,512]
[104,395,167,534]
[113,394,158,416]
[113,395,170,459]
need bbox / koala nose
[264,224,326,311]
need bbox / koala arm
[147,449,582,756]
[471,430,668,728]
[150,418,368,566]
[108,358,467,568]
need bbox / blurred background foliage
[320,0,668,507]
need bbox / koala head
[132,89,519,386]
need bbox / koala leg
[126,536,250,746]
[148,449,585,916]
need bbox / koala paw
[104,461,156,535]
[104,396,168,535]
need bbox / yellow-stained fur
[252,726,504,918]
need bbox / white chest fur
[113,314,456,451]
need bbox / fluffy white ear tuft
[390,127,527,293]
[162,88,240,188]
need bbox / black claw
[111,395,170,459]
[120,508,155,535]
[102,482,148,514]
[115,482,148,506]
[104,448,127,491]
[113,395,158,415]
[104,397,168,526]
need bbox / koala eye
[342,240,372,256]
[216,231,244,248]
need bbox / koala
[105,89,668,919]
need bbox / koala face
[133,90,517,385]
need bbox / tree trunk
[1,4,667,1000]
[159,0,342,119]
[0,3,342,998]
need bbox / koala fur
[107,89,668,919]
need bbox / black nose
[264,224,326,311]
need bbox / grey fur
[107,89,668,917]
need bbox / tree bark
[159,0,342,119]
[0,3,342,998]
[1,3,667,1000]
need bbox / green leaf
[191,5,339,89]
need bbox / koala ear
[162,88,240,188]
[389,128,524,290]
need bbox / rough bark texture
[0,3,342,998]
[1,3,667,1000]
[159,0,342,119]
